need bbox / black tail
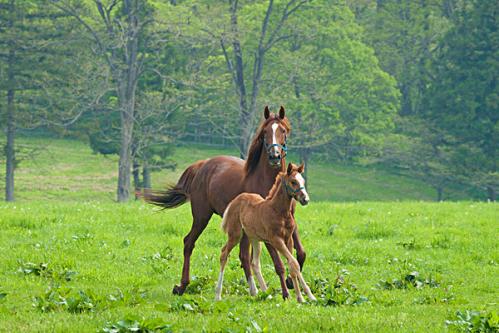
[143,160,206,209]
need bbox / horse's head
[261,106,289,169]
[284,163,310,206]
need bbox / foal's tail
[143,160,206,209]
[221,199,242,234]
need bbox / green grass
[0,201,497,332]
[0,137,476,202]
[0,137,496,332]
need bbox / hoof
[172,284,185,295]
[282,291,290,300]
[286,276,294,289]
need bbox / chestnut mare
[145,106,307,296]
[216,163,316,303]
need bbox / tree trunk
[5,1,15,202]
[229,0,250,159]
[116,81,136,202]
[142,162,151,189]
[117,105,134,202]
[132,158,140,200]
[5,88,15,202]
[116,0,139,202]
[487,186,496,202]
[437,186,443,202]
[300,148,310,182]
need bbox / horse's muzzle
[268,155,282,168]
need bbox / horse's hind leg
[173,202,213,295]
[251,240,267,292]
[239,232,257,296]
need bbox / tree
[425,0,499,200]
[191,0,310,158]
[265,1,400,172]
[0,0,81,201]
[52,0,175,201]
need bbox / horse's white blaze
[271,123,278,145]
[295,173,309,201]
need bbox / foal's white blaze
[295,173,310,201]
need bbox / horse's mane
[265,172,285,200]
[244,114,291,176]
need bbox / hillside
[0,137,476,202]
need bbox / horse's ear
[264,106,270,119]
[298,163,304,173]
[279,106,285,119]
[287,162,293,175]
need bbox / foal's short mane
[265,172,285,200]
[244,114,291,176]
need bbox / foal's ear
[287,162,293,175]
[297,163,304,173]
[264,106,270,119]
[279,106,285,119]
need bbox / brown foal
[215,163,316,303]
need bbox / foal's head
[284,163,310,206]
[261,106,290,169]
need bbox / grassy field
[0,201,497,332]
[0,137,477,202]
[0,137,497,332]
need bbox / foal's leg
[264,243,289,299]
[251,240,267,292]
[215,236,240,301]
[174,203,213,295]
[287,237,316,302]
[272,239,304,303]
[286,211,307,289]
[240,232,257,296]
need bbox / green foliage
[445,310,499,333]
[377,271,440,290]
[424,0,499,194]
[32,286,97,314]
[311,271,369,306]
[18,261,77,282]
[102,317,172,333]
